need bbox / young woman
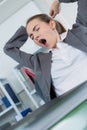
[4,0,87,103]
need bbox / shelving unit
[0,65,45,125]
[0,106,13,117]
[0,82,23,120]
[13,69,39,108]
[0,102,21,117]
[13,65,45,109]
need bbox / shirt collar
[60,32,67,41]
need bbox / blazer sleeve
[59,0,77,3]
[76,0,87,26]
[4,26,35,70]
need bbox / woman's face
[26,18,61,49]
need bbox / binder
[4,83,19,104]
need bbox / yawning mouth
[39,39,46,45]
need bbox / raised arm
[4,26,35,69]
[50,0,77,18]
[50,0,87,26]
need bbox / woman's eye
[36,27,40,31]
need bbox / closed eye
[29,25,39,40]
[35,27,40,31]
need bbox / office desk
[8,81,87,130]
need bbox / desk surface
[8,81,87,130]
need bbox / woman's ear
[49,20,56,30]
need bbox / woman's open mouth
[39,39,46,45]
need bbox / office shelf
[14,65,45,109]
[0,102,21,117]
[0,82,23,119]
[0,106,13,116]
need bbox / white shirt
[51,36,87,96]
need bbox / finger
[50,10,54,17]
[52,14,56,18]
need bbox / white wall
[59,2,77,28]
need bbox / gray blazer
[4,0,87,102]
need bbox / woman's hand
[49,0,61,18]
